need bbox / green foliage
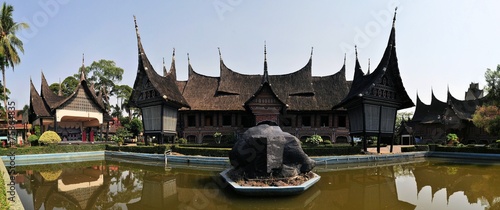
[129,118,143,137]
[75,59,124,98]
[105,145,169,154]
[177,138,188,144]
[39,131,61,145]
[303,145,362,156]
[28,134,38,142]
[485,65,500,106]
[214,132,222,144]
[114,127,132,144]
[0,170,8,210]
[34,125,41,136]
[49,76,79,97]
[306,134,323,145]
[446,133,458,140]
[0,144,106,155]
[401,145,429,152]
[434,145,500,154]
[323,140,333,145]
[172,146,231,157]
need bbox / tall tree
[74,59,124,110]
[0,2,28,121]
[485,65,500,106]
[49,76,79,97]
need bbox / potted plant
[446,133,459,146]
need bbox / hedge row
[0,171,8,210]
[303,145,362,156]
[434,146,500,154]
[171,146,231,157]
[105,145,170,154]
[0,144,106,156]
[401,145,429,152]
[177,143,234,148]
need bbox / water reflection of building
[411,162,500,207]
[28,165,106,210]
[315,167,415,210]
[127,171,177,209]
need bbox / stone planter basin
[220,168,321,196]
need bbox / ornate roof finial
[355,45,358,58]
[343,53,346,66]
[263,41,269,84]
[310,47,314,58]
[162,57,165,68]
[264,41,267,62]
[133,15,139,35]
[187,53,190,64]
[218,47,222,60]
[58,78,62,96]
[82,53,85,66]
[393,7,398,27]
[367,58,371,74]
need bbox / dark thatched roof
[335,13,414,110]
[30,79,51,120]
[177,56,349,111]
[30,68,111,122]
[412,92,447,123]
[446,91,486,120]
[128,17,189,109]
[40,72,65,109]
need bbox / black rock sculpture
[229,124,316,179]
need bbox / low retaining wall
[1,151,105,166]
[0,154,24,210]
[427,151,500,160]
[105,151,231,166]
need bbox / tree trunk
[2,67,8,134]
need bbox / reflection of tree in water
[93,163,145,209]
[412,160,500,208]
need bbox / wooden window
[187,115,196,127]
[222,114,232,126]
[338,116,347,127]
[302,116,311,127]
[320,116,329,127]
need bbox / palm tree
[0,2,29,120]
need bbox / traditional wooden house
[334,10,414,152]
[29,64,113,142]
[129,17,352,144]
[408,84,494,144]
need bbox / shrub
[172,146,230,157]
[306,135,323,145]
[28,134,39,142]
[0,171,8,210]
[177,138,188,144]
[39,131,61,145]
[323,140,332,145]
[106,145,169,154]
[213,132,222,144]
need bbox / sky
[5,0,500,112]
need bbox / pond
[9,157,500,210]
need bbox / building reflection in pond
[11,159,500,210]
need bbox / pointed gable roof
[129,16,189,108]
[244,45,287,110]
[446,90,485,120]
[411,91,447,123]
[40,72,65,109]
[336,9,414,110]
[30,78,51,119]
